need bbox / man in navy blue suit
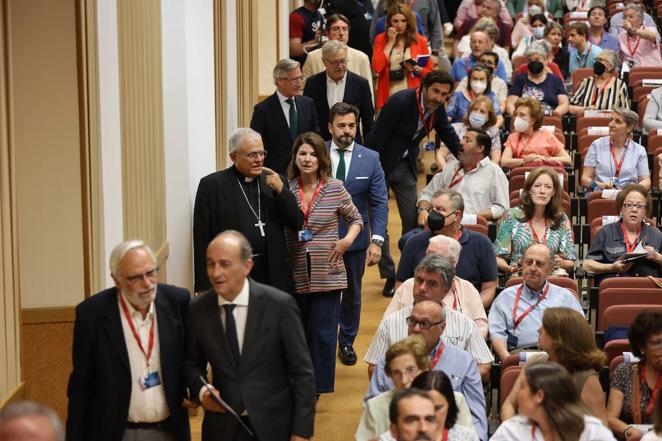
[250,58,320,175]
[328,103,388,365]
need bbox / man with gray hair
[66,240,191,441]
[250,58,319,175]
[303,40,374,142]
[193,127,302,294]
[0,401,64,441]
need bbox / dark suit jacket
[66,285,190,441]
[365,87,461,177]
[184,280,316,441]
[192,166,303,293]
[303,70,374,143]
[250,92,320,175]
[327,142,388,252]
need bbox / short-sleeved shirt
[447,91,501,124]
[509,72,567,112]
[289,6,323,64]
[584,136,649,187]
[395,228,498,290]
[451,55,508,83]
[504,129,565,159]
[612,361,654,424]
[493,207,576,265]
[568,43,603,74]
[619,28,662,68]
[588,31,621,52]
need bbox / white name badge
[587,126,609,135]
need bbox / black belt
[125,418,171,430]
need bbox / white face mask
[514,116,530,132]
[532,26,545,39]
[470,81,487,94]
[528,5,542,16]
[469,112,487,128]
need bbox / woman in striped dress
[569,49,629,115]
[284,131,362,395]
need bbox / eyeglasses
[623,203,646,211]
[324,59,348,67]
[406,316,444,329]
[281,76,305,83]
[647,338,662,348]
[124,268,158,284]
[390,365,420,379]
[239,151,268,159]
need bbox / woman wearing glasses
[608,311,662,441]
[583,184,662,284]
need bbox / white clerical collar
[331,140,354,153]
[217,279,250,307]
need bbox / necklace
[235,177,266,237]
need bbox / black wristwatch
[371,238,384,247]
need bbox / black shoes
[338,345,357,365]
[383,277,395,297]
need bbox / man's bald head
[426,235,461,267]
[0,401,63,441]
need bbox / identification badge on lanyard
[506,330,518,351]
[298,229,313,242]
[140,371,162,390]
[424,141,436,151]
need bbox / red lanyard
[450,280,461,312]
[118,294,155,366]
[430,340,445,369]
[442,428,448,441]
[577,43,593,68]
[531,423,538,439]
[589,30,604,45]
[416,88,436,138]
[297,177,324,227]
[591,75,614,106]
[512,284,550,330]
[609,138,629,178]
[449,166,464,188]
[453,228,463,241]
[641,364,662,416]
[621,222,641,253]
[529,219,547,244]
[627,29,643,58]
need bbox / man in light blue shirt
[567,22,603,74]
[450,31,507,83]
[365,300,488,441]
[488,243,583,361]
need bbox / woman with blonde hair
[448,95,502,164]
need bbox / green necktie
[336,148,346,181]
[286,98,298,138]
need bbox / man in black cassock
[193,128,303,294]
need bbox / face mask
[528,60,544,75]
[470,81,487,94]
[514,116,529,132]
[528,5,542,15]
[469,112,487,128]
[593,60,607,76]
[427,209,454,231]
[532,26,545,39]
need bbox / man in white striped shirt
[365,254,494,382]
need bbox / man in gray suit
[184,230,316,441]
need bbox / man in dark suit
[303,40,373,143]
[193,128,303,294]
[365,70,461,296]
[66,241,191,441]
[250,58,320,175]
[185,231,316,441]
[326,103,388,366]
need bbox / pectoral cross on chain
[255,220,266,237]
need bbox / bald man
[0,401,63,441]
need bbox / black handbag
[388,46,405,82]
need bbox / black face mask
[593,61,607,76]
[427,210,455,232]
[528,60,544,75]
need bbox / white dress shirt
[217,279,250,353]
[302,46,374,99]
[330,140,354,179]
[326,72,347,108]
[490,415,616,441]
[118,294,169,423]
[276,89,296,128]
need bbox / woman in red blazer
[372,4,433,109]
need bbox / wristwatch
[371,238,384,247]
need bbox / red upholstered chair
[600,304,662,332]
[604,339,630,366]
[499,366,522,408]
[572,68,594,93]
[610,355,624,377]
[587,198,616,223]
[504,276,579,298]
[598,288,662,330]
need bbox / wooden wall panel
[236,0,259,128]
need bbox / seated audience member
[608,311,662,440]
[388,389,439,441]
[618,3,662,68]
[363,303,487,439]
[455,0,513,51]
[507,0,563,19]
[385,238,488,338]
[454,0,513,32]
[580,107,650,191]
[455,19,513,81]
[644,86,662,131]
[365,255,494,381]
[411,371,481,441]
[587,6,620,52]
[502,97,571,168]
[642,394,662,441]
[451,30,508,83]
[511,0,554,49]
[488,243,583,361]
[511,14,548,59]
[501,307,608,424]
[610,0,656,38]
[491,363,616,441]
[447,65,503,126]
[0,401,64,441]
[583,184,662,283]
[406,190,498,307]
[449,95,503,163]
[494,167,576,275]
[421,130,509,221]
[302,13,374,99]
[545,22,570,79]
[507,43,569,117]
[372,4,433,110]
[456,52,508,112]
[569,50,629,115]
[567,22,603,74]
[512,38,565,81]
